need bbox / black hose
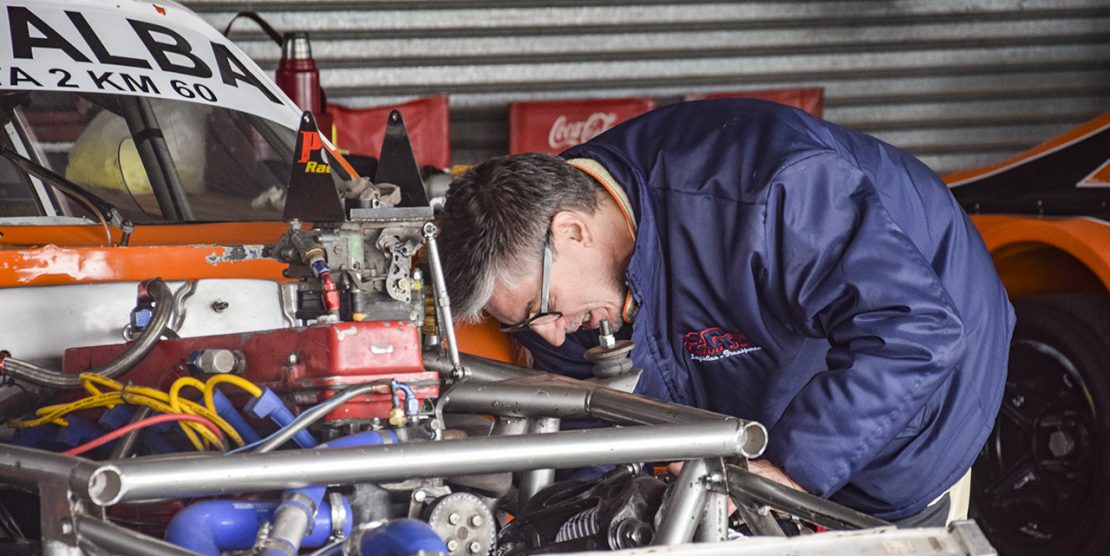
[0,280,175,390]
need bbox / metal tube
[695,491,730,542]
[40,481,80,556]
[0,446,99,555]
[517,417,559,512]
[0,444,93,485]
[119,97,192,220]
[422,223,461,373]
[75,515,197,556]
[724,464,889,530]
[731,491,785,536]
[110,406,153,460]
[88,421,750,506]
[653,459,709,545]
[252,382,388,453]
[424,350,538,382]
[443,376,768,458]
[443,378,589,418]
[260,493,314,556]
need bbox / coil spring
[555,506,599,543]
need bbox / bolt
[211,299,229,312]
[468,541,482,553]
[413,490,427,502]
[446,539,459,552]
[1012,394,1024,407]
[599,320,616,349]
[469,515,483,527]
[707,472,723,486]
[61,520,73,535]
[448,512,461,525]
[287,353,300,365]
[1048,430,1075,458]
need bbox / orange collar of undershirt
[566,158,639,324]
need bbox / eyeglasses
[499,231,562,333]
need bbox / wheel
[970,294,1110,555]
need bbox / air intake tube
[165,497,350,556]
[258,430,396,556]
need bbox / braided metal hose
[0,279,174,390]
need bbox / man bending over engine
[437,98,1014,527]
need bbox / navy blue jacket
[517,99,1014,520]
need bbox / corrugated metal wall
[185,0,1110,174]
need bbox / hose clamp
[281,492,318,533]
[329,492,348,540]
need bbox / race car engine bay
[0,112,989,556]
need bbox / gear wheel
[426,492,496,555]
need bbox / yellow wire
[125,385,245,447]
[79,374,208,451]
[169,377,209,451]
[9,393,121,428]
[78,374,243,446]
[81,373,125,393]
[79,373,242,448]
[33,393,120,423]
[8,374,230,452]
[81,377,105,397]
[119,390,224,450]
[203,374,263,415]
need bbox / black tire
[970,294,1110,555]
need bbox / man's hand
[746,459,806,492]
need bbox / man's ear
[550,210,593,246]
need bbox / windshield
[1,90,295,223]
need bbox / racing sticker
[0,1,299,126]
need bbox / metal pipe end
[88,466,123,506]
[737,421,768,459]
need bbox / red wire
[63,413,224,456]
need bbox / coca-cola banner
[509,97,656,154]
[328,95,451,169]
[685,88,824,118]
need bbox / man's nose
[532,319,566,346]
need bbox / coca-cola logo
[547,112,619,149]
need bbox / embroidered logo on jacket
[682,327,762,362]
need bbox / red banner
[685,88,824,118]
[509,97,656,154]
[328,95,451,169]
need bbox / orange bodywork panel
[971,214,1110,300]
[0,222,291,286]
[946,112,1110,187]
[0,221,515,362]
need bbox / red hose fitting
[321,274,340,314]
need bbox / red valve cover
[62,321,436,421]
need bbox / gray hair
[438,153,601,322]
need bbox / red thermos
[276,31,333,135]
